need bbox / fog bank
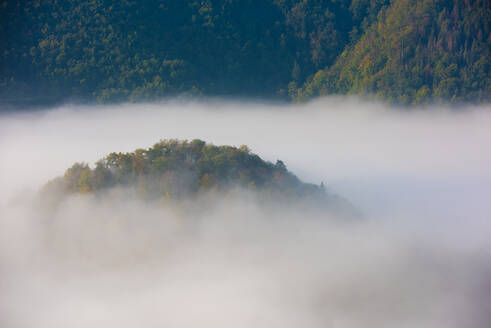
[1,97,490,327]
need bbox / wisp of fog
[1,97,490,327]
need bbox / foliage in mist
[42,139,347,210]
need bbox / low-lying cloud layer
[1,98,490,327]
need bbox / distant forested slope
[1,0,489,106]
[296,0,490,104]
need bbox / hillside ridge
[1,0,489,106]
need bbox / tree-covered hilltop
[1,0,489,106]
[43,139,349,211]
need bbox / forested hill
[1,0,489,106]
[43,139,353,213]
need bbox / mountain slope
[296,0,490,104]
[1,0,489,106]
[1,0,357,104]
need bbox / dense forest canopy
[296,0,491,104]
[43,139,351,212]
[1,0,489,106]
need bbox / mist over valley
[1,98,490,327]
